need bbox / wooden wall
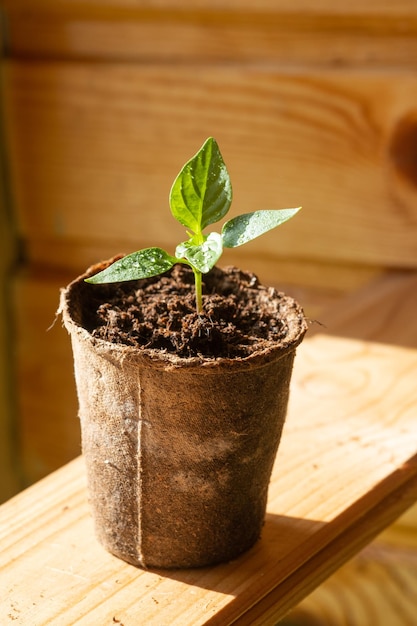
[2,1,417,491]
[0,28,20,501]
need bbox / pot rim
[60,258,308,372]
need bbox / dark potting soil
[86,264,303,359]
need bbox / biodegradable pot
[61,260,307,569]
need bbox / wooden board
[5,0,417,13]
[12,273,81,485]
[4,2,417,66]
[0,200,19,502]
[4,63,417,272]
[313,270,417,351]
[282,542,417,626]
[0,39,20,502]
[1,274,417,625]
[307,269,417,536]
[278,270,417,626]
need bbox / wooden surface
[278,271,417,626]
[1,272,417,625]
[12,272,81,483]
[283,541,417,626]
[1,3,417,621]
[0,33,20,502]
[4,62,417,272]
[4,1,417,67]
[3,1,417,491]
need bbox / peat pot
[61,259,307,569]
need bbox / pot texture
[61,260,307,569]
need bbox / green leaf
[169,137,232,235]
[85,248,177,283]
[175,232,223,274]
[222,208,301,248]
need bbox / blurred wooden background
[1,2,417,623]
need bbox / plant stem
[193,268,203,315]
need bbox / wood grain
[1,3,417,620]
[4,7,417,66]
[0,39,20,502]
[308,269,417,538]
[1,273,417,624]
[278,271,417,626]
[4,63,417,272]
[311,270,417,351]
[282,544,417,626]
[13,272,80,485]
[4,0,417,18]
[0,218,19,502]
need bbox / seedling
[86,137,300,314]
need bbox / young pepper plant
[86,137,301,314]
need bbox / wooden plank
[1,273,417,624]
[280,509,417,625]
[313,270,417,350]
[4,9,417,66]
[0,41,20,502]
[277,271,417,626]
[4,62,417,270]
[251,539,417,626]
[12,272,80,485]
[4,0,417,18]
[21,236,384,287]
[281,544,417,626]
[308,270,417,535]
[235,469,417,626]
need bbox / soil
[84,264,303,359]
